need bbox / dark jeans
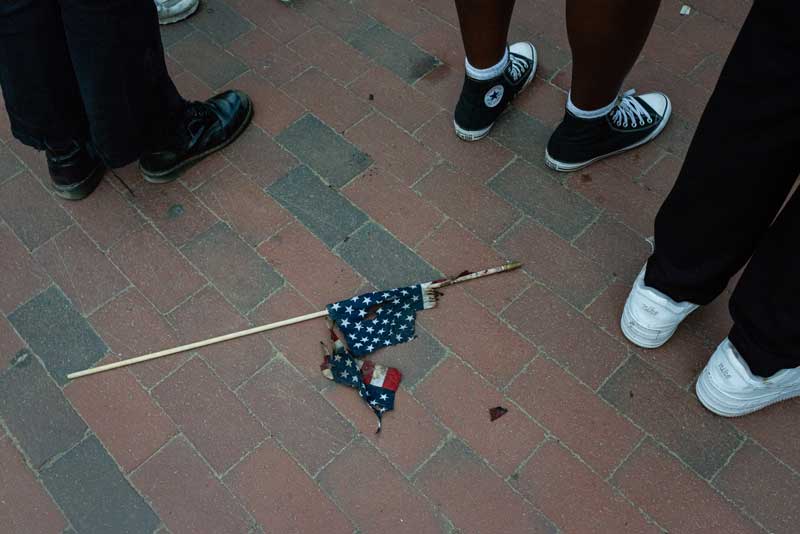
[0,0,186,167]
[646,0,800,377]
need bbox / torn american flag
[321,284,437,431]
[325,283,437,357]
[321,330,401,432]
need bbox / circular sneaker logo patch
[484,85,505,108]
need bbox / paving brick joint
[1,1,793,533]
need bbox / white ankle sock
[465,47,509,81]
[566,92,617,119]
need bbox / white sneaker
[620,266,699,348]
[156,0,199,25]
[696,338,800,417]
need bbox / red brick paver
[416,356,546,477]
[509,356,641,477]
[33,225,129,315]
[323,384,446,476]
[0,437,67,533]
[714,441,800,534]
[0,223,49,315]
[415,438,554,533]
[152,357,266,474]
[109,226,206,314]
[0,316,25,370]
[420,286,536,387]
[344,113,437,186]
[65,356,177,473]
[89,288,187,387]
[320,438,444,534]
[343,165,443,246]
[417,218,530,312]
[131,436,253,534]
[2,2,789,534]
[225,439,353,534]
[503,283,628,389]
[614,439,762,534]
[257,221,363,308]
[514,440,659,533]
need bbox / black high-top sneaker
[46,141,104,200]
[454,42,537,141]
[545,89,671,172]
[139,90,252,182]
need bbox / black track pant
[646,0,800,377]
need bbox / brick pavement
[2,1,797,533]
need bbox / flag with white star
[321,332,401,432]
[325,283,437,357]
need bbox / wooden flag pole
[66,310,330,380]
[66,262,522,380]
[428,261,521,289]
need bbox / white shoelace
[507,55,529,82]
[611,90,653,128]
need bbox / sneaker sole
[141,99,254,183]
[454,46,538,142]
[545,98,672,172]
[454,121,494,142]
[158,2,199,25]
[695,372,800,417]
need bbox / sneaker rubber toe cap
[639,92,670,118]
[509,41,535,62]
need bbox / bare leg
[567,0,660,109]
[454,0,516,68]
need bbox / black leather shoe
[139,90,253,182]
[46,141,104,200]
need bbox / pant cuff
[644,254,725,305]
[729,325,799,378]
